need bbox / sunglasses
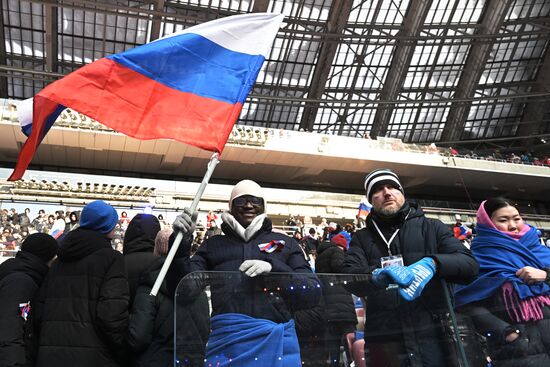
[232,195,263,207]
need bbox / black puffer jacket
[0,252,49,367]
[460,291,550,367]
[303,236,320,254]
[128,257,209,367]
[167,217,320,323]
[295,242,358,367]
[123,214,161,305]
[315,241,357,325]
[34,228,129,367]
[490,320,550,367]
[343,202,479,367]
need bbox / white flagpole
[150,152,220,296]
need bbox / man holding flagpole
[6,10,292,366]
[168,179,320,367]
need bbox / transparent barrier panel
[172,272,529,367]
[452,275,550,367]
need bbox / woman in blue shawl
[455,198,550,367]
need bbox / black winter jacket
[0,252,49,367]
[460,291,550,367]
[490,319,550,367]
[343,202,479,367]
[315,242,357,325]
[167,217,320,323]
[303,236,320,254]
[34,228,129,367]
[123,214,161,305]
[128,257,209,367]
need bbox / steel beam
[149,0,166,41]
[298,0,354,132]
[440,0,513,142]
[370,0,433,138]
[334,0,384,135]
[0,0,7,97]
[517,29,550,148]
[252,0,270,12]
[44,1,58,73]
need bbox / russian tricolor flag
[9,13,284,181]
[357,198,372,220]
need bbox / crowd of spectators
[4,207,549,257]
[2,192,550,366]
[443,146,550,167]
[357,134,550,168]
[0,208,172,254]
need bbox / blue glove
[371,268,390,288]
[371,265,414,288]
[399,258,436,301]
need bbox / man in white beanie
[343,168,479,367]
[167,179,319,366]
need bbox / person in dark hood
[303,227,320,255]
[315,233,357,366]
[33,200,129,367]
[0,233,58,367]
[294,233,358,366]
[167,179,320,366]
[343,168,479,367]
[18,208,31,232]
[64,211,79,233]
[128,228,210,367]
[122,213,161,305]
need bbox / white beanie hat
[364,168,404,202]
[229,180,265,210]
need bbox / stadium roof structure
[1,0,550,155]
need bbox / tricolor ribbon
[258,240,285,253]
[19,301,31,321]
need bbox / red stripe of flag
[9,59,242,181]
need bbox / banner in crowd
[9,12,284,181]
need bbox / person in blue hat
[33,200,130,367]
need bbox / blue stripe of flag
[21,104,65,137]
[107,33,265,105]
